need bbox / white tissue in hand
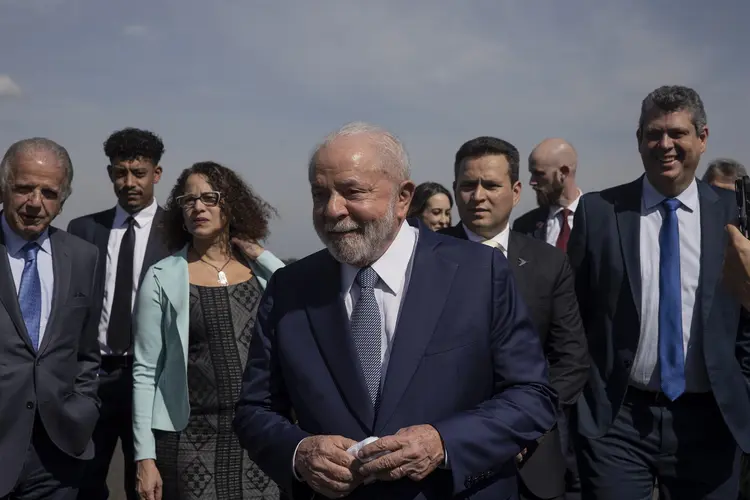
[347,436,386,463]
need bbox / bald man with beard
[514,138,584,499]
[513,139,583,253]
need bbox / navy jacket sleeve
[430,248,558,496]
[233,272,310,495]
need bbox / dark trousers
[558,410,580,500]
[577,388,741,500]
[2,417,85,500]
[77,356,137,500]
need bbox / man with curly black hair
[67,127,172,500]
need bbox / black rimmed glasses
[175,191,221,209]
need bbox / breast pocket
[423,336,480,356]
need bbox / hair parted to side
[162,161,277,252]
[407,182,453,219]
[702,158,747,184]
[104,127,165,165]
[454,136,521,184]
[638,85,707,135]
[308,121,411,182]
[0,137,74,201]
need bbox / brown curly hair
[162,161,277,252]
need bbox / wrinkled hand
[136,459,162,500]
[723,224,750,310]
[295,435,362,498]
[231,237,265,260]
[356,425,445,482]
[515,448,528,464]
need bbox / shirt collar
[642,175,698,212]
[1,212,52,257]
[549,189,583,218]
[113,197,158,229]
[340,221,418,296]
[462,223,510,253]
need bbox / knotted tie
[659,198,685,400]
[351,266,382,410]
[108,216,135,354]
[19,242,42,351]
[482,239,506,254]
[556,208,572,251]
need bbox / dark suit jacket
[66,206,170,299]
[440,224,589,499]
[233,220,558,500]
[513,207,549,242]
[568,176,750,453]
[0,224,101,497]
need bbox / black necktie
[107,217,135,354]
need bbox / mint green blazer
[132,245,285,461]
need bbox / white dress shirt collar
[1,213,52,257]
[340,221,418,297]
[462,223,510,254]
[548,189,583,218]
[113,197,158,229]
[642,175,698,213]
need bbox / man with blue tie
[568,85,750,499]
[234,122,558,499]
[0,138,101,499]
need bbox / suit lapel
[0,232,32,351]
[141,207,167,283]
[93,209,115,287]
[305,253,375,431]
[532,208,548,241]
[697,182,723,329]
[507,231,525,271]
[39,229,71,354]
[615,180,643,319]
[375,227,457,432]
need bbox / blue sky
[1,0,749,258]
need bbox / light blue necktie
[659,198,685,400]
[18,242,42,351]
[351,266,382,411]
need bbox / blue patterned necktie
[18,242,42,351]
[659,198,685,400]
[351,266,382,410]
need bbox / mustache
[324,219,361,233]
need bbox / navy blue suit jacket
[234,221,558,499]
[568,177,750,452]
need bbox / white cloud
[0,75,21,97]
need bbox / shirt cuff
[291,437,309,481]
[440,447,450,469]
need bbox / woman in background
[407,181,453,231]
[133,161,283,500]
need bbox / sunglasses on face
[175,191,221,209]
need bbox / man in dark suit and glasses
[0,138,101,499]
[439,136,589,500]
[569,85,750,499]
[66,128,170,500]
[234,122,558,499]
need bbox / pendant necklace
[198,254,232,286]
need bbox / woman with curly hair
[133,162,284,500]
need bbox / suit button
[624,359,633,369]
[26,401,34,409]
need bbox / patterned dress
[155,279,279,500]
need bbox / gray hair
[638,85,707,135]
[0,138,74,202]
[702,158,747,183]
[308,121,411,182]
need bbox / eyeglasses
[175,191,221,209]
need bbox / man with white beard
[233,122,557,500]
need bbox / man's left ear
[512,181,522,207]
